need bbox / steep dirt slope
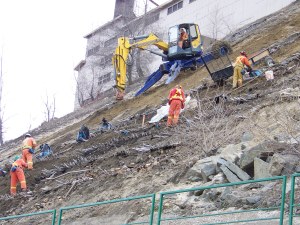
[0,1,299,224]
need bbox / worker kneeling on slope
[21,133,37,170]
[167,85,185,127]
[10,155,30,196]
[76,125,91,143]
[233,51,252,88]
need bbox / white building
[74,0,294,109]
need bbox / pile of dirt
[0,1,299,224]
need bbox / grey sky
[0,0,168,141]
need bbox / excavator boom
[112,33,168,100]
[112,23,205,100]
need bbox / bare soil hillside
[0,1,299,224]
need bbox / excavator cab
[167,23,203,60]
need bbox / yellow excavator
[112,23,203,100]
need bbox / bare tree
[209,4,235,40]
[0,47,4,145]
[43,92,56,122]
[73,71,84,107]
[209,5,222,40]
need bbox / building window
[100,53,113,66]
[189,0,196,3]
[87,45,100,57]
[98,72,111,85]
[167,1,183,15]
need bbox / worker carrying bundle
[21,133,37,170]
[233,51,252,88]
[10,155,31,196]
[167,84,185,127]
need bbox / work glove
[181,103,185,109]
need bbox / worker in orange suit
[232,51,252,88]
[10,155,28,196]
[21,133,37,170]
[178,28,188,48]
[167,85,185,127]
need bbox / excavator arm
[112,33,169,100]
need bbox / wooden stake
[142,114,146,127]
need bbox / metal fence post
[280,176,287,225]
[149,194,156,225]
[57,208,64,225]
[289,175,296,225]
[157,193,164,225]
[52,209,56,225]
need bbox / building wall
[74,0,295,109]
[74,18,127,109]
[157,0,294,39]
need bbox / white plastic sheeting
[149,96,191,123]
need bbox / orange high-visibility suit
[233,55,251,88]
[167,86,185,126]
[178,31,188,48]
[22,137,37,169]
[10,159,28,195]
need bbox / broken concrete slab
[239,141,275,169]
[218,158,250,181]
[268,153,285,176]
[186,156,219,179]
[224,160,250,181]
[217,143,243,163]
[220,164,241,183]
[201,163,217,182]
[268,153,300,175]
[217,141,257,163]
[254,157,271,180]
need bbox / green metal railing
[289,173,300,225]
[3,174,300,225]
[0,209,56,225]
[57,193,156,225]
[157,176,287,225]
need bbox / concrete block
[220,164,241,183]
[254,157,271,180]
[224,160,250,181]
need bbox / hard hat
[25,133,31,138]
[14,155,21,161]
[240,51,247,56]
[180,28,186,33]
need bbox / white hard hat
[25,133,31,138]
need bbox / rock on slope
[0,1,300,224]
